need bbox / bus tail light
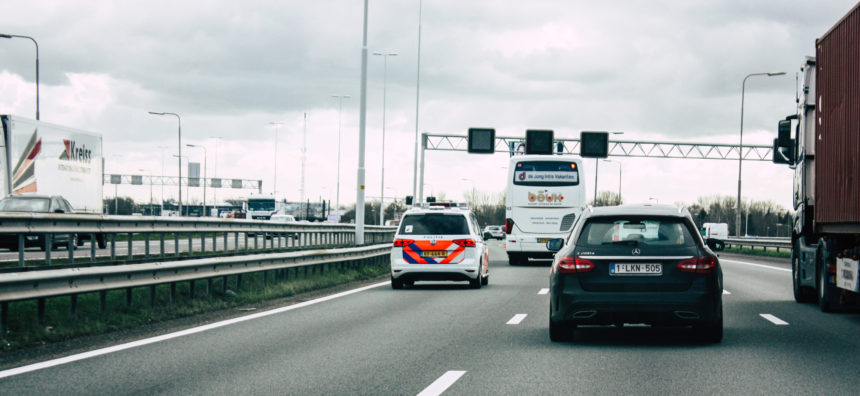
[505,218,514,234]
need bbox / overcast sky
[1,0,856,212]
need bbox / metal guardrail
[0,213,397,268]
[0,243,393,334]
[724,237,791,252]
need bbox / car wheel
[469,273,482,289]
[404,281,414,287]
[792,246,815,303]
[391,276,404,290]
[549,309,575,342]
[481,274,488,286]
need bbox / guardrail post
[244,233,248,251]
[234,232,239,253]
[67,233,75,264]
[263,270,268,286]
[70,294,78,319]
[126,288,133,307]
[16,234,25,267]
[222,276,228,293]
[37,298,46,327]
[207,278,213,297]
[201,232,206,255]
[44,234,52,266]
[89,233,96,263]
[127,233,133,262]
[237,274,243,291]
[254,235,259,251]
[110,233,116,262]
[214,233,219,253]
[149,285,156,308]
[187,233,193,256]
[160,233,165,258]
[189,280,195,299]
[223,232,228,253]
[174,232,179,256]
[145,233,150,260]
[170,282,176,304]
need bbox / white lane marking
[0,281,390,379]
[507,314,528,325]
[417,370,467,396]
[720,259,791,273]
[723,290,731,295]
[760,313,789,325]
[538,288,549,295]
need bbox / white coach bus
[505,155,586,265]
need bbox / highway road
[1,240,859,394]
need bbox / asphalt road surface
[1,241,858,395]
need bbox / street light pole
[268,122,283,196]
[412,0,423,205]
[157,145,168,214]
[186,144,207,216]
[373,51,398,226]
[331,95,351,214]
[603,159,622,204]
[736,71,785,236]
[149,112,182,216]
[355,0,370,244]
[594,132,624,205]
[0,33,39,120]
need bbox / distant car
[390,204,489,289]
[547,204,723,343]
[482,225,504,240]
[270,214,296,223]
[0,194,77,251]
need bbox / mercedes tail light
[557,257,594,274]
[677,255,717,274]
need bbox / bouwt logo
[59,139,92,163]
[527,191,565,203]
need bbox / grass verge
[0,261,389,352]
[722,246,790,259]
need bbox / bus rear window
[513,161,579,186]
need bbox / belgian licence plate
[611,263,662,275]
[537,238,552,243]
[422,251,448,258]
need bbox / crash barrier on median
[0,243,392,335]
[0,213,397,268]
[724,237,791,253]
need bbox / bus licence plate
[611,263,662,275]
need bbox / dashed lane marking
[760,313,789,325]
[417,371,467,396]
[507,314,528,325]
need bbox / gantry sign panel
[425,134,773,161]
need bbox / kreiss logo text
[59,139,93,163]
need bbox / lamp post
[594,132,623,205]
[157,145,168,214]
[210,136,223,205]
[331,95,351,212]
[186,144,207,216]
[149,112,182,216]
[736,71,785,236]
[373,51,398,227]
[0,33,39,120]
[268,122,282,196]
[603,159,622,204]
[412,0,424,204]
[355,0,370,244]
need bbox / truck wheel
[793,247,815,303]
[817,256,835,312]
[96,233,107,249]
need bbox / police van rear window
[398,214,470,235]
